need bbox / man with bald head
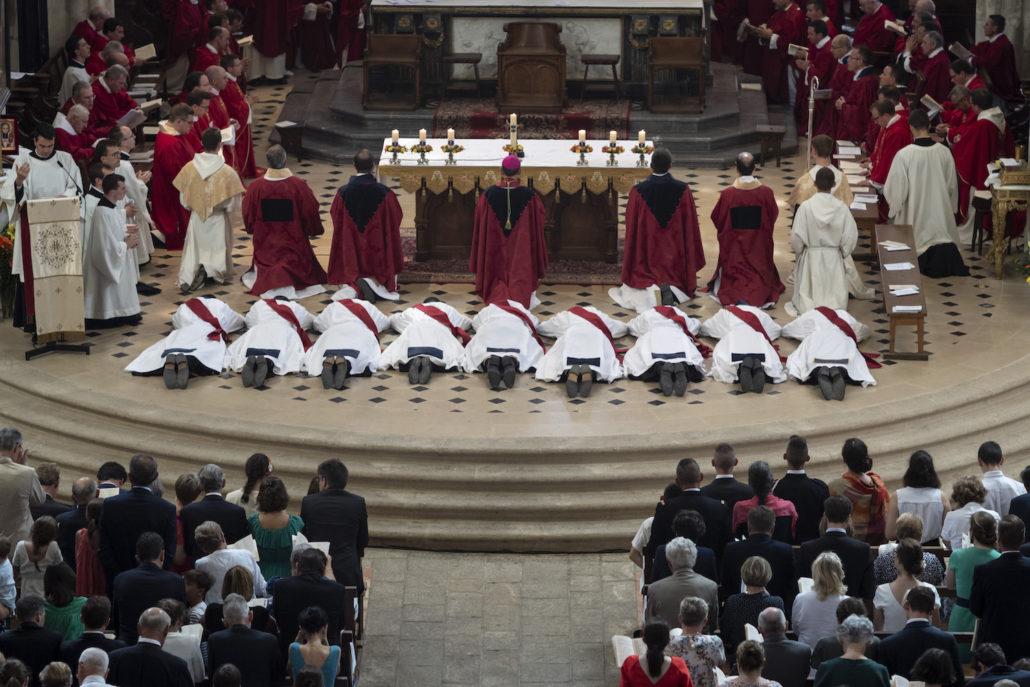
[86,40,130,77]
[91,65,142,131]
[108,608,192,687]
[219,55,259,178]
[91,18,135,65]
[71,6,111,49]
[202,65,240,169]
[193,26,230,73]
[77,647,116,687]
[651,458,731,560]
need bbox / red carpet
[432,98,632,140]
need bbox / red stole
[725,305,785,362]
[569,306,626,357]
[335,299,380,341]
[414,304,471,345]
[263,299,313,350]
[185,298,231,343]
[814,306,881,368]
[496,305,546,351]
[654,306,711,358]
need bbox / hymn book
[884,20,907,36]
[135,43,157,61]
[920,95,943,118]
[787,44,809,58]
[948,42,972,60]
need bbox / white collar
[206,43,218,54]
[650,171,669,176]
[100,78,114,94]
[684,487,701,492]
[826,527,847,534]
[816,35,830,49]
[982,469,1004,477]
[906,617,931,625]
[210,87,220,96]
[886,114,901,128]
[715,474,735,480]
[965,75,977,87]
[137,638,162,647]
[227,74,238,82]
[786,469,807,475]
[928,47,943,58]
[853,66,872,80]
[738,175,756,182]
[988,32,1003,43]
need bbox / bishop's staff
[807,76,819,166]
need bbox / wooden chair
[647,37,705,113]
[579,53,620,103]
[442,52,484,99]
[362,33,422,110]
[496,22,566,113]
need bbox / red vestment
[242,174,327,295]
[621,175,705,297]
[191,44,222,74]
[795,38,834,134]
[85,54,107,77]
[71,19,99,46]
[164,0,208,62]
[90,34,136,65]
[869,116,912,185]
[812,57,849,138]
[836,69,877,143]
[762,3,805,104]
[711,0,746,62]
[941,105,974,130]
[221,77,259,178]
[185,114,213,152]
[708,181,784,307]
[54,127,96,163]
[741,0,775,77]
[335,0,366,64]
[91,80,137,131]
[953,117,999,224]
[851,3,895,53]
[327,175,405,291]
[972,34,1023,103]
[920,50,952,104]
[965,75,986,92]
[152,128,195,249]
[254,0,305,58]
[469,181,548,308]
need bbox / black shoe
[501,356,517,389]
[188,266,207,293]
[136,282,161,296]
[738,360,753,393]
[174,354,190,389]
[659,362,675,397]
[242,355,258,388]
[358,279,377,303]
[334,357,349,390]
[751,366,766,394]
[322,357,336,389]
[816,366,834,400]
[163,358,178,389]
[565,372,579,398]
[407,357,422,385]
[486,356,503,390]
[253,357,270,387]
[673,363,688,397]
[578,368,594,398]
[685,364,704,383]
[659,282,676,306]
[830,366,846,401]
[417,356,433,384]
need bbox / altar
[379,138,652,263]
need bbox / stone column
[976,0,1029,75]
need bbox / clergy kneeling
[83,174,142,327]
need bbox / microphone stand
[55,159,84,198]
[807,76,819,167]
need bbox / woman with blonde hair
[721,556,784,657]
[791,551,847,647]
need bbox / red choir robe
[707,179,784,307]
[164,0,208,62]
[71,19,100,46]
[152,124,196,250]
[824,0,841,27]
[242,172,327,295]
[972,34,1023,104]
[762,2,806,104]
[54,122,97,163]
[851,3,895,53]
[795,36,834,135]
[91,79,137,131]
[711,0,747,62]
[953,115,1002,224]
[940,104,974,130]
[621,174,705,297]
[814,56,849,138]
[866,104,907,160]
[90,34,136,65]
[222,76,259,178]
[297,10,339,71]
[870,115,912,222]
[741,0,775,77]
[254,0,305,59]
[335,0,366,65]
[85,54,108,77]
[191,44,223,73]
[205,93,237,167]
[920,49,952,104]
[327,174,405,291]
[185,113,213,152]
[836,67,878,143]
[469,181,548,308]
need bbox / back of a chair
[649,37,704,66]
[365,33,421,60]
[500,22,563,53]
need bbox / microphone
[55,159,84,198]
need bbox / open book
[920,94,942,118]
[948,42,972,61]
[221,126,236,146]
[135,43,157,61]
[117,109,146,129]
[813,88,833,100]
[787,43,809,58]
[237,34,254,47]
[884,20,906,36]
[139,98,162,112]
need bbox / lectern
[496,22,566,113]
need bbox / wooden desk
[851,203,879,262]
[379,138,651,262]
[874,223,928,361]
[990,183,1030,279]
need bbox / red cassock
[91,34,136,65]
[762,3,806,104]
[795,39,834,134]
[85,54,107,77]
[870,116,912,221]
[741,0,775,77]
[469,181,548,309]
[814,57,849,138]
[185,114,213,152]
[836,69,878,144]
[707,182,784,307]
[953,118,998,224]
[621,175,705,297]
[941,104,975,130]
[254,0,305,58]
[71,20,99,46]
[221,77,259,178]
[327,175,405,290]
[55,128,96,163]
[298,14,338,71]
[91,80,137,131]
[335,0,366,65]
[851,3,895,53]
[242,175,327,295]
[965,75,987,92]
[866,105,906,157]
[152,130,196,250]
[192,45,222,74]
[972,35,1023,104]
[711,0,746,62]
[824,0,841,27]
[920,50,952,104]
[164,0,208,62]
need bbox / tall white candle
[510,113,517,127]
[391,129,399,144]
[638,130,646,146]
[578,129,586,144]
[609,130,617,146]
[447,128,455,143]
[418,129,427,143]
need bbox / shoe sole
[175,354,190,389]
[502,358,517,389]
[322,359,336,389]
[418,358,433,385]
[163,361,178,389]
[242,357,256,388]
[659,364,674,396]
[407,358,421,385]
[334,359,349,390]
[253,358,269,387]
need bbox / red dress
[620,656,693,687]
[74,529,105,598]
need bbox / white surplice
[82,201,140,320]
[225,299,314,375]
[380,301,472,371]
[789,192,858,315]
[302,299,391,376]
[117,155,156,265]
[58,63,90,106]
[178,153,240,288]
[783,308,876,386]
[622,307,705,379]
[781,307,871,341]
[126,297,245,374]
[883,140,961,254]
[534,306,627,383]
[700,306,785,384]
[463,302,544,373]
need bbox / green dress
[948,545,1000,661]
[44,596,87,640]
[248,513,305,580]
[814,657,890,687]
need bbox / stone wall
[976,0,1029,76]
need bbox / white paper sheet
[884,262,915,271]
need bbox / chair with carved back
[647,37,705,113]
[362,33,422,110]
[496,22,566,113]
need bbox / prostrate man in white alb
[534,305,628,399]
[783,306,877,401]
[379,299,473,386]
[463,301,546,391]
[83,173,142,327]
[623,306,707,397]
[302,297,391,391]
[699,305,786,394]
[226,298,316,388]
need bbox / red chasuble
[327,174,404,290]
[253,0,305,58]
[741,0,775,77]
[85,54,108,77]
[708,180,784,307]
[953,117,1004,222]
[152,128,196,250]
[221,77,259,178]
[621,174,705,297]
[91,80,137,131]
[762,3,806,104]
[972,34,1023,104]
[920,50,952,104]
[851,3,895,53]
[469,181,548,309]
[242,174,327,295]
[869,117,912,185]
[836,69,877,144]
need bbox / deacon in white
[125,297,245,388]
[114,125,157,267]
[700,305,786,392]
[883,109,969,278]
[81,165,106,257]
[783,307,876,400]
[534,306,627,398]
[380,299,473,385]
[226,298,315,387]
[463,301,545,390]
[787,167,858,317]
[175,127,244,292]
[58,35,91,106]
[82,173,141,323]
[303,296,391,391]
[623,307,705,397]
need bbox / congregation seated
[757,607,811,687]
[810,598,880,670]
[720,556,785,658]
[664,597,725,687]
[813,614,890,687]
[620,619,692,687]
[885,450,949,546]
[873,513,945,586]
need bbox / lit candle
[510,113,517,127]
[391,129,399,144]
[578,129,586,144]
[609,130,617,146]
[447,128,455,144]
[638,130,646,146]
[419,129,427,143]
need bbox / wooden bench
[875,224,929,361]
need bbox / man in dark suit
[967,643,1030,687]
[111,532,186,643]
[1007,467,1030,542]
[652,510,718,583]
[96,461,127,498]
[798,495,875,599]
[0,596,63,687]
[650,458,731,560]
[179,463,250,559]
[758,607,811,687]
[877,586,964,687]
[55,477,96,570]
[98,454,177,589]
[700,443,754,512]
[59,595,126,673]
[721,505,797,607]
[971,515,1030,664]
[30,462,72,520]
[772,435,829,544]
[300,459,368,591]
[108,608,193,687]
[272,547,349,660]
[208,594,284,687]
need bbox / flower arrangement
[441,143,464,154]
[502,143,523,154]
[602,145,625,154]
[0,223,16,319]
[570,144,593,153]
[631,145,654,155]
[411,142,432,153]
[384,144,407,154]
